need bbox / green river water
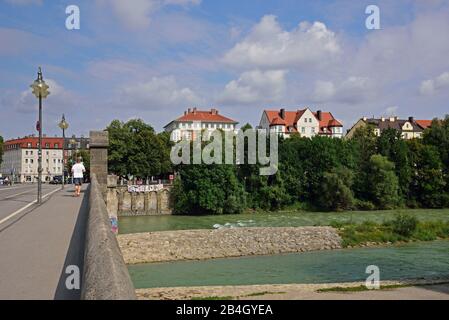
[121,209,449,289]
[119,209,449,234]
[129,240,449,289]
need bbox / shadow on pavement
[53,185,90,300]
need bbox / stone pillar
[89,131,109,186]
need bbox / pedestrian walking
[71,157,85,197]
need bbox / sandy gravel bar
[136,278,449,300]
[118,226,342,264]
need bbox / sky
[1,0,449,140]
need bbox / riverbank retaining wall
[106,175,173,217]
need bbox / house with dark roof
[259,108,344,138]
[345,116,433,140]
[164,108,239,141]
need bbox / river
[119,209,449,234]
[129,240,449,289]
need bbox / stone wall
[81,174,136,300]
[118,227,342,264]
[106,176,173,217]
[89,131,109,186]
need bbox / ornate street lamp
[58,114,69,189]
[30,67,50,204]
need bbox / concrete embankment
[118,226,342,264]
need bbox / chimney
[211,108,218,115]
[381,117,386,122]
[188,108,192,113]
[409,116,414,122]
[280,108,285,119]
[193,107,197,114]
[389,117,395,122]
[317,110,322,121]
[362,117,368,121]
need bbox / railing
[81,174,136,300]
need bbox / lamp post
[70,137,77,182]
[58,114,69,189]
[30,67,50,204]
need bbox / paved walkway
[0,185,88,300]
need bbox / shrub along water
[334,215,449,247]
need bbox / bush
[391,214,418,237]
[355,199,376,211]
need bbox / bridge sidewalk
[0,185,88,300]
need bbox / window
[27,143,32,148]
[301,127,306,134]
[54,143,59,148]
[45,143,50,148]
[312,127,316,134]
[304,118,308,123]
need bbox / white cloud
[385,106,399,116]
[223,15,341,70]
[11,79,74,114]
[119,76,202,108]
[219,69,287,105]
[311,76,373,104]
[97,0,201,30]
[420,71,449,96]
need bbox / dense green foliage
[106,119,172,178]
[106,116,449,215]
[334,215,449,247]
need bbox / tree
[351,125,378,201]
[106,119,172,178]
[408,140,447,208]
[367,154,401,209]
[173,164,246,215]
[377,128,412,200]
[319,167,355,211]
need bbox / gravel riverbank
[135,278,449,300]
[118,226,342,264]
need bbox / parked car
[50,176,63,185]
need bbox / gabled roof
[270,117,286,126]
[365,118,423,132]
[164,108,238,128]
[264,108,343,134]
[415,120,432,130]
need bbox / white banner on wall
[127,184,164,193]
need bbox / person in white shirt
[71,157,86,197]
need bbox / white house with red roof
[259,108,344,138]
[164,108,239,141]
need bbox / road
[0,184,60,223]
[0,184,88,300]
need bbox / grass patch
[245,291,286,297]
[337,216,449,247]
[317,284,412,293]
[191,296,234,300]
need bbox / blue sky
[1,0,449,139]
